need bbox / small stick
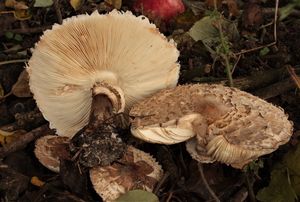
[235,0,279,56]
[274,0,279,42]
[198,163,220,202]
[53,0,63,24]
[254,78,295,99]
[1,26,51,35]
[231,54,241,75]
[287,65,300,88]
[0,124,53,159]
[244,172,256,202]
[153,171,170,194]
[0,59,27,66]
[235,42,276,55]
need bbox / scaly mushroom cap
[27,10,179,137]
[130,84,230,144]
[130,84,293,168]
[90,146,163,202]
[34,135,70,172]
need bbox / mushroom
[34,137,163,201]
[90,146,163,202]
[130,84,293,168]
[34,135,70,172]
[27,9,180,138]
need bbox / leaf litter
[0,0,300,201]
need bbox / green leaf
[259,47,270,57]
[70,0,83,10]
[188,16,219,43]
[14,34,23,42]
[256,168,297,202]
[5,32,14,39]
[279,0,300,21]
[115,190,159,202]
[257,143,300,202]
[284,143,300,172]
[34,0,53,7]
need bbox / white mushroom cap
[27,10,180,138]
[90,146,163,202]
[34,135,70,172]
[130,84,293,168]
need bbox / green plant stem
[213,0,234,87]
[217,20,233,87]
[223,53,233,87]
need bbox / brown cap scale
[130,84,293,168]
[34,135,70,172]
[90,146,163,202]
[27,10,180,138]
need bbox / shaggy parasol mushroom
[34,135,70,172]
[90,146,163,202]
[130,84,293,168]
[27,10,180,138]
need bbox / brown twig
[286,65,300,88]
[198,163,220,202]
[235,0,279,56]
[235,42,276,55]
[231,54,241,75]
[53,0,63,24]
[153,171,170,195]
[274,0,279,42]
[0,124,53,159]
[0,59,27,66]
[254,78,296,99]
[1,26,51,35]
[244,172,256,202]
[222,67,300,90]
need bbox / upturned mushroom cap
[34,135,70,172]
[27,10,180,138]
[130,84,293,168]
[90,146,163,202]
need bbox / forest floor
[0,0,300,201]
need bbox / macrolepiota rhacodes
[129,84,293,168]
[90,146,163,201]
[27,9,180,138]
[29,9,180,168]
[29,10,171,201]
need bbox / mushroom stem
[93,82,125,113]
[89,94,114,128]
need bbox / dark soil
[0,0,299,201]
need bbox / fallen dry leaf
[105,0,122,9]
[205,0,222,9]
[5,0,28,10]
[0,129,26,145]
[69,0,83,11]
[242,1,263,28]
[226,0,240,17]
[12,70,32,98]
[30,176,45,187]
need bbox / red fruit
[133,0,185,21]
